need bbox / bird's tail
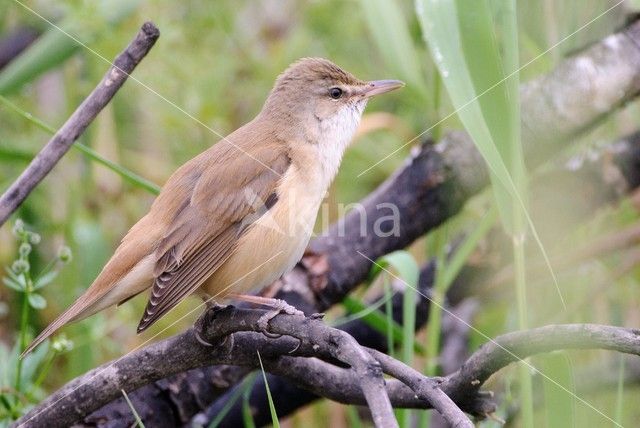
[20,294,101,358]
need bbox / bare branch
[18,295,640,428]
[367,348,474,428]
[0,22,160,226]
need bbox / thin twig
[0,22,160,226]
[367,348,473,428]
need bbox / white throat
[314,101,366,188]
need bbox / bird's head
[262,58,403,145]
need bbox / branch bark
[17,300,640,428]
[0,21,160,226]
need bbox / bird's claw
[256,299,303,338]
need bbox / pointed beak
[361,79,405,98]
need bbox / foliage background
[1,0,640,426]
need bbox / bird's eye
[329,87,343,99]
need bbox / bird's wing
[137,141,290,332]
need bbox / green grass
[256,351,279,428]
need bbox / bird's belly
[200,186,321,300]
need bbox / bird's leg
[228,293,304,334]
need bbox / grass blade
[541,352,575,428]
[0,0,140,94]
[339,295,426,355]
[208,373,257,428]
[121,389,145,428]
[0,94,160,195]
[359,0,428,100]
[378,251,418,428]
[256,351,279,428]
[614,354,625,425]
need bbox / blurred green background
[2,0,640,426]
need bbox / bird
[23,57,404,356]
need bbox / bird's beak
[361,79,405,98]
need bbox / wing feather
[137,139,290,332]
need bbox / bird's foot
[228,294,304,337]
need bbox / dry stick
[367,348,474,428]
[0,22,160,227]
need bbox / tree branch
[367,348,474,428]
[0,21,160,226]
[18,299,640,428]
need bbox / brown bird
[23,58,403,355]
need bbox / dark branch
[18,300,640,428]
[367,348,474,428]
[0,22,160,226]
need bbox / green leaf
[241,375,257,428]
[0,25,79,95]
[0,95,161,195]
[18,340,49,389]
[0,146,34,163]
[28,293,47,309]
[440,205,498,288]
[33,270,58,290]
[541,352,575,428]
[359,0,428,99]
[3,276,25,292]
[4,267,26,291]
[417,0,524,233]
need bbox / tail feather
[20,295,96,358]
[21,253,156,358]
